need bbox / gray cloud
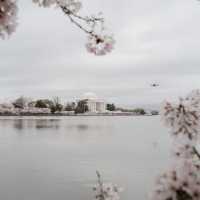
[0,0,200,107]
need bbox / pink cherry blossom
[86,34,115,56]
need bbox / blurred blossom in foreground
[151,159,200,200]
[161,97,200,142]
[186,90,200,109]
[171,137,196,160]
[93,171,122,200]
[151,90,200,200]
[0,0,18,39]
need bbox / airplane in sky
[150,83,159,87]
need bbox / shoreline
[0,113,158,117]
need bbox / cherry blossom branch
[63,7,103,24]
[57,0,104,38]
[60,5,96,36]
[55,0,115,56]
[1,0,115,55]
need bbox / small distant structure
[79,92,106,113]
[151,83,159,87]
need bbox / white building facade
[80,93,106,113]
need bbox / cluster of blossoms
[0,0,18,39]
[86,34,115,56]
[186,90,200,109]
[93,171,122,200]
[151,159,200,200]
[160,97,200,141]
[151,90,200,200]
[0,102,51,115]
[171,138,197,160]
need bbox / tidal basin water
[0,116,171,200]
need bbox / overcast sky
[1,0,200,107]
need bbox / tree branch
[59,4,103,38]
[193,147,200,160]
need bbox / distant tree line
[12,97,118,114]
[106,103,116,111]
[11,97,117,114]
[9,96,157,115]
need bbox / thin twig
[96,171,105,200]
[67,13,92,34]
[70,11,103,23]
[193,147,200,160]
[59,4,102,38]
[58,1,103,23]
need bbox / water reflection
[13,119,24,130]
[0,118,61,130]
[76,124,89,130]
[0,116,170,200]
[0,117,106,132]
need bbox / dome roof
[82,92,98,100]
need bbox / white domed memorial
[80,93,106,113]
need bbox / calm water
[0,116,171,200]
